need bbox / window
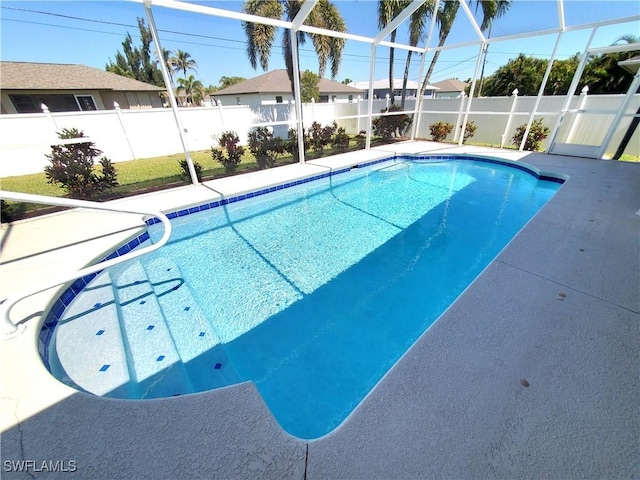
[348,95,353,103]
[8,94,39,113]
[318,95,329,103]
[236,97,241,105]
[276,96,283,103]
[9,93,79,113]
[332,95,337,102]
[75,95,97,111]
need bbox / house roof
[214,70,362,96]
[431,78,469,93]
[0,61,164,91]
[348,78,439,91]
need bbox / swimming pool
[41,154,563,439]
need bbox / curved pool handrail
[0,190,172,340]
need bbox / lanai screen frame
[132,0,640,185]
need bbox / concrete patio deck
[1,142,638,479]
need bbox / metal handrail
[0,191,172,340]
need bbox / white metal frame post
[143,0,199,185]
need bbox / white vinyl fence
[1,94,637,177]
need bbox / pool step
[51,270,133,397]
[111,260,193,398]
[142,256,242,390]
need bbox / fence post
[385,93,390,109]
[453,92,466,142]
[310,98,316,125]
[113,102,136,160]
[500,89,519,148]
[217,100,225,132]
[289,99,296,132]
[356,96,362,133]
[566,85,588,144]
[41,103,59,134]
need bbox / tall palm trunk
[400,51,412,108]
[388,30,397,105]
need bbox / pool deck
[1,141,638,479]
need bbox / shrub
[1,200,26,223]
[44,128,118,200]
[285,128,308,162]
[461,121,477,143]
[247,127,285,169]
[372,105,412,138]
[429,121,454,142]
[212,131,244,174]
[178,158,203,182]
[331,126,350,153]
[309,121,335,155]
[355,130,367,149]
[512,118,550,151]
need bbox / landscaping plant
[211,131,245,174]
[44,128,118,200]
[331,126,350,153]
[178,158,203,182]
[285,128,308,162]
[461,121,477,143]
[512,118,550,151]
[372,105,412,138]
[247,127,285,169]
[429,121,454,142]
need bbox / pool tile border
[38,153,564,370]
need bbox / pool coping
[1,141,638,479]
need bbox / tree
[341,78,353,85]
[172,49,198,78]
[177,75,204,106]
[158,48,176,87]
[300,70,320,102]
[106,18,164,87]
[242,0,346,98]
[480,54,547,96]
[219,76,246,89]
[400,1,431,107]
[418,1,511,100]
[378,1,411,105]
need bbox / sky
[1,0,638,89]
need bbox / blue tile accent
[94,302,101,309]
[60,289,76,307]
[167,212,178,219]
[139,231,151,242]
[127,237,140,250]
[188,206,199,214]
[157,355,165,362]
[70,278,86,295]
[199,332,206,337]
[105,252,118,261]
[50,299,65,321]
[147,325,154,330]
[200,203,211,211]
[96,329,105,336]
[116,244,130,256]
[184,306,190,311]
[177,209,189,217]
[99,364,110,372]
[214,363,222,370]
[140,300,146,305]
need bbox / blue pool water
[44,155,562,439]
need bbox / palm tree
[242,0,346,98]
[177,75,204,106]
[172,49,198,78]
[378,1,411,105]
[418,0,511,99]
[155,48,177,87]
[400,1,432,107]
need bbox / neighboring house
[348,78,439,100]
[0,61,165,114]
[213,70,362,105]
[431,78,469,98]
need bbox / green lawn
[0,139,373,221]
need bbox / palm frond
[242,0,282,71]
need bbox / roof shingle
[0,62,164,91]
[215,70,362,95]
